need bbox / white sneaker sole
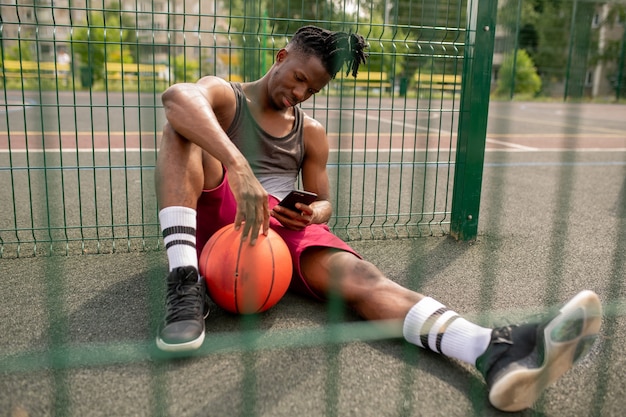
[155,295,209,353]
[489,290,602,412]
[156,330,205,352]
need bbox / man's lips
[283,96,295,107]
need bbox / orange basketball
[199,224,293,314]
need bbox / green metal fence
[2,1,625,256]
[0,0,495,257]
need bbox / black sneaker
[156,266,209,352]
[476,290,602,412]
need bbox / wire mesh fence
[0,0,495,257]
[1,2,624,254]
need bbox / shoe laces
[491,325,515,345]
[164,268,204,323]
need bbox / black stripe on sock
[165,239,196,250]
[420,307,448,350]
[435,315,460,354]
[162,226,196,238]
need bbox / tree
[4,40,36,61]
[360,20,402,79]
[221,0,370,81]
[219,0,315,81]
[495,49,542,97]
[71,4,137,84]
[374,0,466,78]
[172,54,200,83]
[262,0,345,35]
[497,0,596,98]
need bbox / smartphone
[278,190,318,211]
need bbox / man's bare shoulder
[301,113,329,157]
[190,76,239,125]
[195,76,235,104]
[301,113,326,136]
[163,76,233,103]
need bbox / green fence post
[564,0,595,100]
[242,0,263,82]
[616,21,626,101]
[450,0,498,241]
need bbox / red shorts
[196,173,361,300]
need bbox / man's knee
[162,122,175,139]
[160,123,192,150]
[328,252,386,289]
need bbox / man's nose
[293,85,306,101]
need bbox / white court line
[349,111,545,152]
[485,137,539,151]
[0,148,157,153]
[349,110,625,153]
[348,110,439,133]
[3,148,626,155]
[329,148,626,153]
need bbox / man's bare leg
[155,124,221,352]
[300,248,602,412]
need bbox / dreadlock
[288,25,368,79]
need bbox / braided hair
[287,25,368,79]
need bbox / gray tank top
[225,83,305,199]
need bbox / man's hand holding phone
[272,190,318,230]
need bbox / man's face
[269,49,332,109]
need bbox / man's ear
[276,48,288,62]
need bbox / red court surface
[2,131,624,152]
[1,98,625,152]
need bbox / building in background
[591,3,626,98]
[1,0,624,98]
[0,0,240,79]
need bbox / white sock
[159,206,199,274]
[403,297,493,365]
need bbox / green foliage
[172,54,200,83]
[497,0,610,91]
[218,1,350,81]
[534,3,573,80]
[381,0,466,79]
[257,0,344,35]
[71,5,136,83]
[219,0,395,82]
[495,49,542,97]
[348,18,401,82]
[4,41,36,61]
